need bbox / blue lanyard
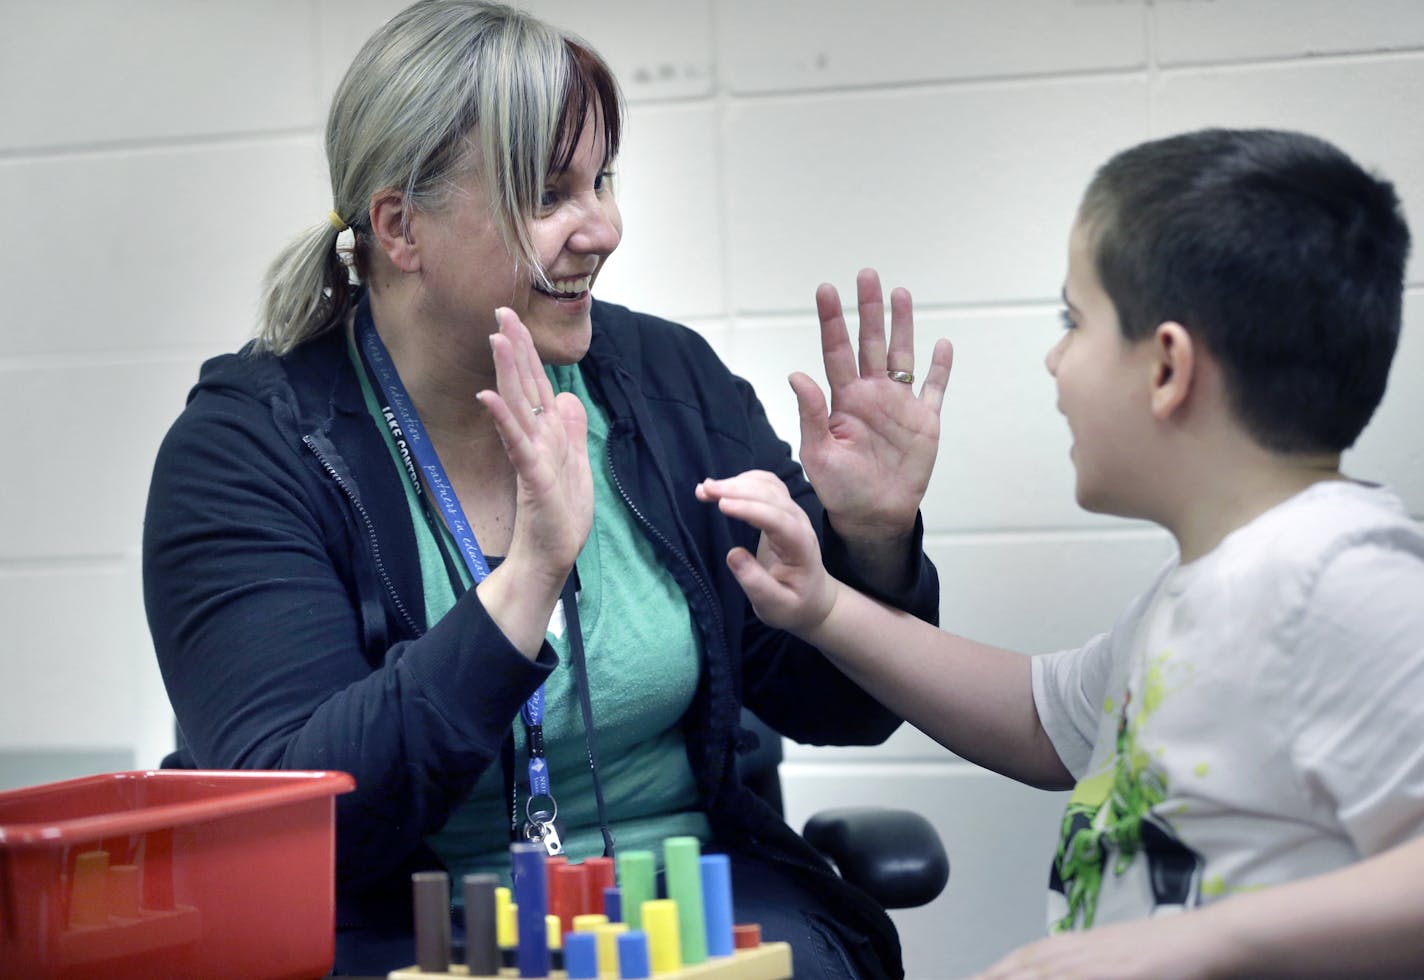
[354,306,563,854]
[355,310,491,582]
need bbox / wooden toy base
[388,941,792,980]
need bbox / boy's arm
[973,833,1424,979]
[697,471,1072,790]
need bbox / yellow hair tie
[327,208,348,233]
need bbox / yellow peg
[641,898,682,974]
[497,887,517,950]
[595,921,628,976]
[573,912,609,932]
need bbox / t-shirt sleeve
[1030,564,1174,780]
[1288,542,1424,855]
[1032,633,1113,779]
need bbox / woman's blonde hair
[256,0,622,355]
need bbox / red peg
[581,856,615,914]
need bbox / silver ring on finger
[531,404,546,416]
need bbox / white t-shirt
[1031,480,1424,932]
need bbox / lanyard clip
[525,797,562,857]
[525,818,563,857]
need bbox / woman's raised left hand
[794,268,953,557]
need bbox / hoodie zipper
[304,434,422,638]
[605,439,735,791]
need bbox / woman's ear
[368,189,420,273]
[1150,321,1195,420]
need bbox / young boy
[697,128,1424,975]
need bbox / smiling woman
[140,2,946,977]
[258,2,623,363]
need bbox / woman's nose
[570,197,622,255]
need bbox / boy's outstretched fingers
[697,473,810,548]
[695,473,838,635]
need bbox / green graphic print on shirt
[1051,649,1203,931]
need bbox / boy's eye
[1058,308,1077,331]
[595,169,615,192]
[539,188,559,209]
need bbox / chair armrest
[802,806,950,909]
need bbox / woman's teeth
[536,275,592,299]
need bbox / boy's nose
[1045,335,1066,376]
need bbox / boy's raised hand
[696,471,840,638]
[797,268,953,550]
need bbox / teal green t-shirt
[348,335,710,888]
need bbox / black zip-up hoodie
[143,299,940,978]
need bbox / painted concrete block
[725,306,1135,533]
[593,104,726,320]
[1,0,318,152]
[526,0,715,101]
[2,359,204,561]
[0,749,137,793]
[725,77,1149,312]
[1155,0,1424,66]
[0,566,149,748]
[316,0,412,107]
[926,528,1176,655]
[318,0,716,106]
[3,137,326,357]
[721,0,1145,93]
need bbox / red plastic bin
[0,769,355,980]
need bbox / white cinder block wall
[3,2,1422,976]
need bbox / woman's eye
[1058,308,1077,331]
[595,170,615,193]
[539,188,560,210]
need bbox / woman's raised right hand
[475,308,592,650]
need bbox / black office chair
[737,709,949,909]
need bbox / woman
[142,2,949,975]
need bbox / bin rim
[0,769,355,848]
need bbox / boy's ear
[368,189,420,273]
[1149,321,1195,420]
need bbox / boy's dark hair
[1079,128,1411,454]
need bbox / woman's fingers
[885,282,915,381]
[487,333,531,428]
[918,337,954,413]
[855,267,888,378]
[480,309,582,481]
[495,304,549,415]
[818,269,923,391]
[552,391,589,466]
[816,282,859,390]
